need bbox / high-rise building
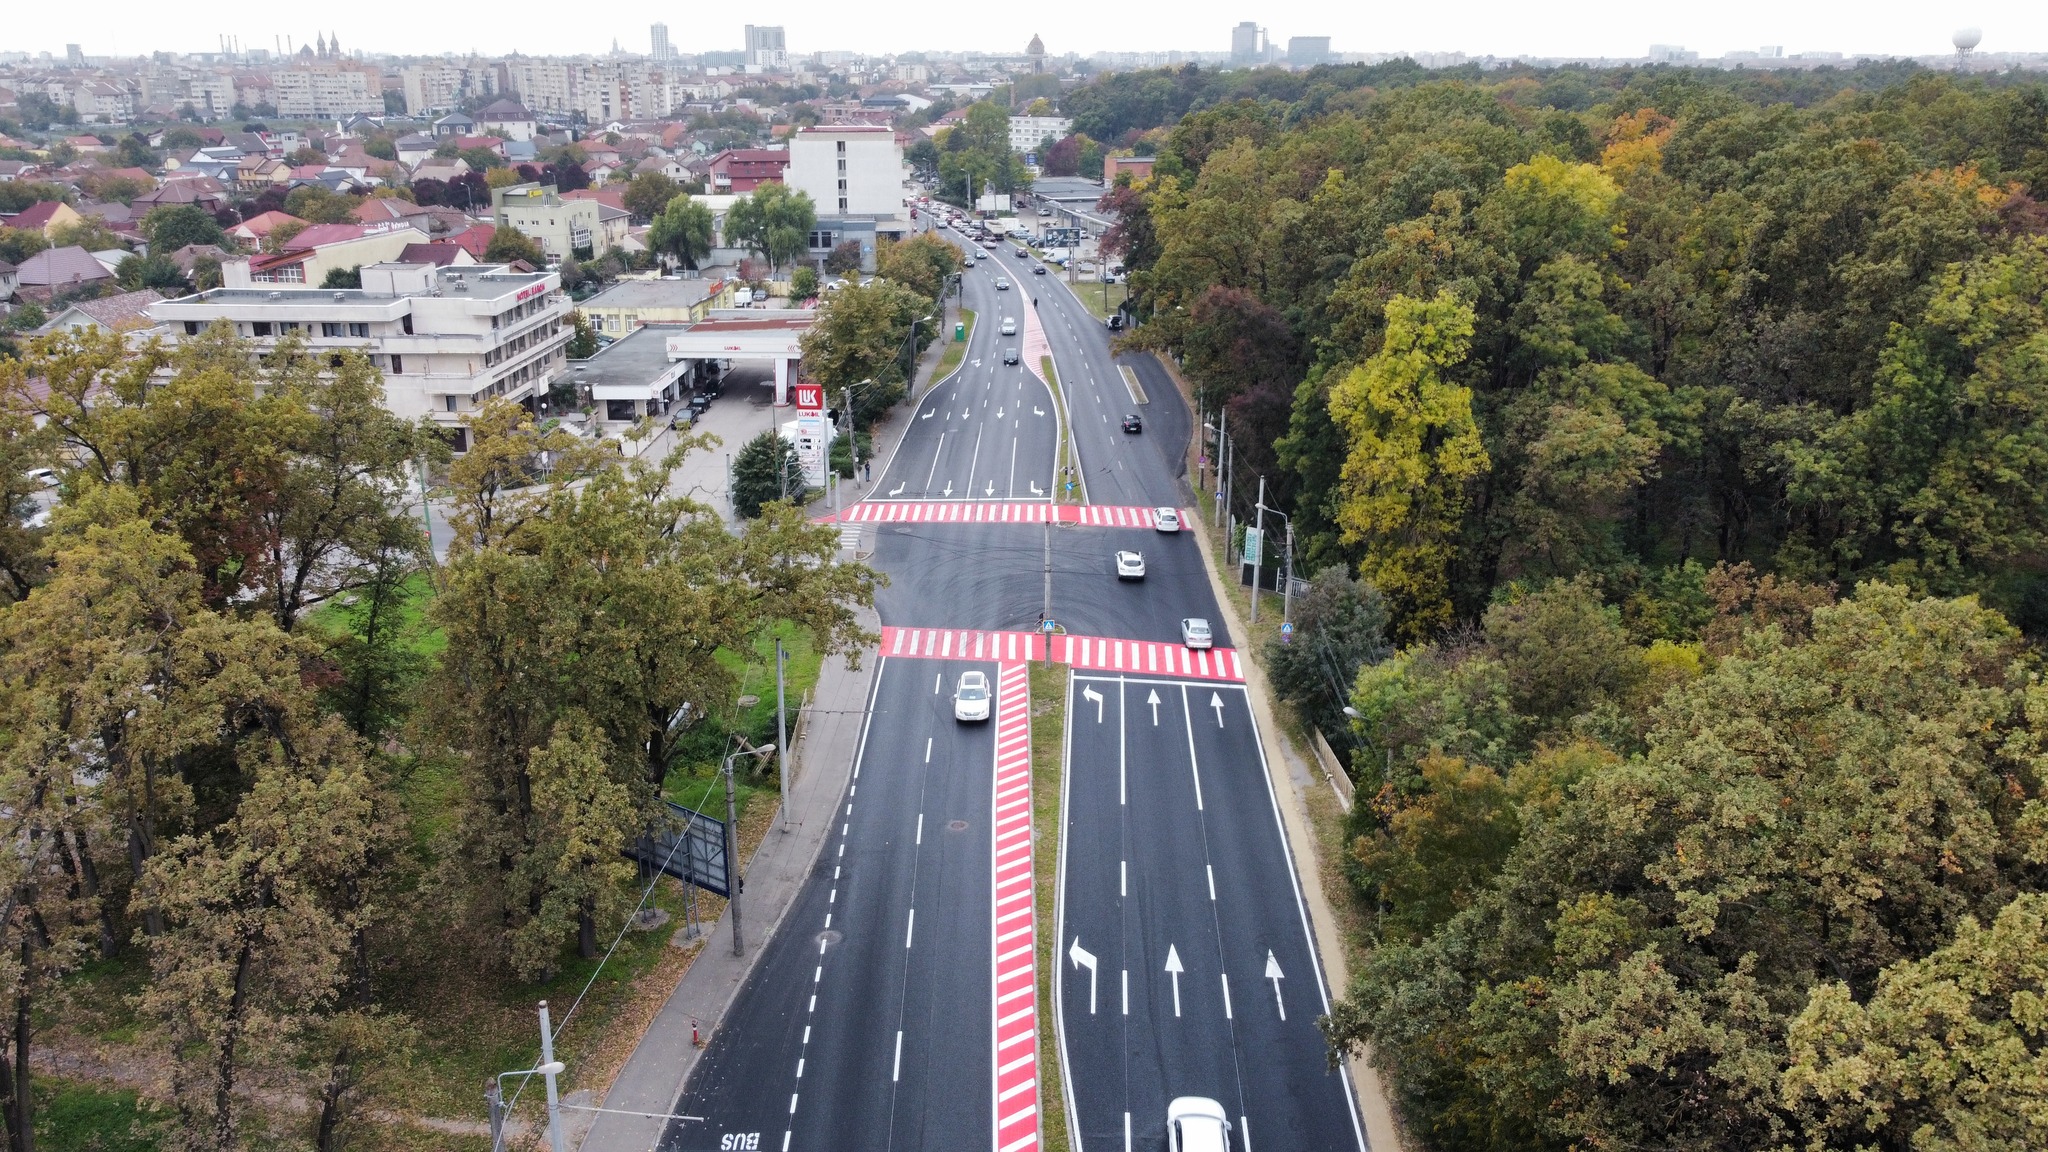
[1287,37,1331,67]
[651,23,672,62]
[1230,22,1261,65]
[66,43,83,66]
[745,25,787,69]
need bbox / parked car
[1154,507,1181,532]
[1122,414,1143,433]
[688,393,713,414]
[953,670,991,722]
[1116,550,1146,580]
[1003,347,1021,364]
[669,410,694,430]
[1179,619,1214,650]
[1167,1097,1231,1152]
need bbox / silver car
[1180,618,1213,649]
[953,670,991,722]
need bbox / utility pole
[1249,474,1266,625]
[537,1001,567,1152]
[776,639,790,832]
[1215,408,1230,528]
[1282,518,1295,630]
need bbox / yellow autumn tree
[1328,290,1490,641]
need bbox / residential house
[492,182,612,261]
[0,259,16,302]
[230,210,308,245]
[132,178,228,215]
[64,136,109,155]
[3,200,84,239]
[12,246,116,301]
[452,136,508,162]
[165,244,230,277]
[707,148,790,194]
[0,160,42,183]
[633,155,692,183]
[394,134,439,167]
[353,198,433,228]
[446,224,495,259]
[431,112,477,139]
[408,158,473,188]
[396,242,478,267]
[37,288,166,334]
[475,99,537,142]
[240,221,428,286]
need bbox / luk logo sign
[793,383,824,412]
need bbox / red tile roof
[5,201,69,231]
[448,224,494,257]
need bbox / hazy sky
[8,1,2043,62]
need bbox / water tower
[1953,27,1981,71]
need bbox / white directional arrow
[922,409,936,420]
[1029,481,1043,495]
[942,481,953,497]
[1082,685,1104,722]
[971,358,982,368]
[1034,406,1046,416]
[1165,946,1185,1017]
[1209,692,1226,729]
[1265,951,1287,1021]
[1146,689,1161,726]
[996,407,1005,420]
[889,481,906,497]
[1070,938,1099,1014]
[986,481,996,496]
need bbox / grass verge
[1072,280,1128,320]
[1040,355,1080,504]
[1029,661,1074,1152]
[934,308,976,382]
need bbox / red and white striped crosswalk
[826,502,1187,529]
[989,662,1041,1152]
[877,626,1246,683]
[1054,633,1246,682]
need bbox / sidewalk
[576,605,881,1152]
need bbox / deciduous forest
[1097,61,2048,1151]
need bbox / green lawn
[36,1078,165,1152]
[934,309,976,383]
[306,571,446,662]
[1073,280,1128,320]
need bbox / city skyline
[4,1,2044,65]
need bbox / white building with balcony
[149,262,570,452]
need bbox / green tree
[283,186,360,224]
[798,279,934,424]
[0,228,48,267]
[824,239,863,275]
[1264,565,1390,741]
[116,253,192,293]
[730,429,804,518]
[47,217,126,254]
[484,226,546,266]
[725,182,817,274]
[1327,290,1490,640]
[566,309,599,359]
[874,232,963,301]
[319,265,362,289]
[621,171,681,222]
[647,193,714,271]
[512,717,641,973]
[789,266,820,301]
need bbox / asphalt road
[666,657,997,1152]
[871,524,1232,647]
[871,253,1058,502]
[1058,675,1362,1152]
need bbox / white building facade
[1008,115,1072,153]
[786,125,908,220]
[149,262,570,451]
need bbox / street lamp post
[723,739,777,956]
[486,1003,569,1152]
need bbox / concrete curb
[576,608,881,1152]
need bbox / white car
[1115,550,1146,580]
[1180,618,1213,649]
[1000,317,1017,335]
[1154,507,1181,532]
[1167,1097,1231,1152]
[953,670,991,722]
[24,467,59,490]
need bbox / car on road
[1000,317,1017,335]
[1115,550,1146,580]
[1032,265,1046,275]
[1167,1097,1231,1152]
[1180,617,1214,649]
[1015,246,1030,257]
[995,278,1011,290]
[669,410,694,430]
[1121,414,1143,433]
[1003,347,1021,364]
[1154,506,1180,532]
[24,467,59,490]
[953,670,991,722]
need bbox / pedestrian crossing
[828,502,1186,529]
[877,626,1245,683]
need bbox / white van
[734,287,755,306]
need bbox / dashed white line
[905,908,916,949]
[1207,865,1216,901]
[893,1030,904,1081]
[795,1057,805,1078]
[1121,969,1129,1015]
[916,813,924,845]
[1121,860,1127,898]
[925,737,933,762]
[1222,973,1234,1019]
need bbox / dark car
[1107,315,1124,331]
[1004,347,1021,365]
[1121,414,1143,433]
[688,393,713,414]
[1032,265,1047,275]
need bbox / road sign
[1042,619,1057,633]
[1243,526,1263,567]
[1280,621,1294,645]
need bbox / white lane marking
[1121,859,1126,898]
[789,1094,798,1114]
[894,1030,904,1081]
[1207,865,1216,901]
[916,813,924,845]
[935,672,942,694]
[796,1057,805,1078]
[1266,951,1287,1020]
[1182,686,1205,811]
[808,995,816,1012]
[925,737,933,762]
[924,432,946,492]
[1222,972,1233,1019]
[1121,969,1128,1015]
[905,907,916,949]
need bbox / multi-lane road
[660,214,1362,1152]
